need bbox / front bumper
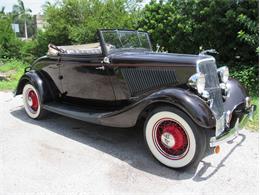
[210,104,256,147]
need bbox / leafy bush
[237,13,259,53]
[0,16,22,59]
[22,0,142,58]
[0,12,36,63]
[20,39,38,63]
[41,0,140,44]
[139,0,258,64]
[230,66,259,96]
[138,0,258,95]
[32,30,50,57]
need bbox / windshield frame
[98,29,152,56]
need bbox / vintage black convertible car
[15,29,255,169]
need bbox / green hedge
[230,66,259,96]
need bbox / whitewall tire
[144,107,206,169]
[22,83,45,119]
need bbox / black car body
[16,29,255,169]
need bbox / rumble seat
[48,43,102,55]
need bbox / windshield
[100,30,152,53]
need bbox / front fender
[223,78,251,129]
[100,88,215,128]
[224,78,248,112]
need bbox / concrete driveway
[0,91,259,195]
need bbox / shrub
[0,16,22,59]
[138,0,258,66]
[33,30,52,57]
[42,0,140,45]
[138,0,258,95]
[20,40,38,63]
[230,66,259,96]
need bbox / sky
[0,0,56,14]
[0,0,149,14]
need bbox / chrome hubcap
[161,132,175,148]
[27,97,33,106]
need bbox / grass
[0,58,258,131]
[0,59,27,90]
[246,96,259,131]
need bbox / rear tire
[22,83,46,119]
[143,106,206,169]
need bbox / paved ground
[0,91,259,195]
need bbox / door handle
[95,66,105,70]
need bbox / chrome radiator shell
[197,58,225,136]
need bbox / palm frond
[18,0,25,11]
[12,4,22,14]
[25,8,32,13]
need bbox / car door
[60,54,115,101]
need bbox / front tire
[144,106,206,169]
[22,83,46,119]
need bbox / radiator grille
[121,67,177,95]
[198,60,224,119]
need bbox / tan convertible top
[47,42,102,55]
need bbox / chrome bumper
[210,104,256,147]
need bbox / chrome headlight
[217,66,229,83]
[188,73,206,94]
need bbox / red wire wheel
[152,118,189,160]
[144,108,206,169]
[27,90,39,112]
[22,83,45,119]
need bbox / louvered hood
[108,51,215,97]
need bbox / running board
[43,102,110,125]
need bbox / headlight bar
[217,66,229,83]
[188,72,206,94]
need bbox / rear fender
[15,70,52,103]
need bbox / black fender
[224,78,248,112]
[15,70,54,103]
[100,88,216,128]
[224,78,250,128]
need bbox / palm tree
[12,0,32,39]
[0,7,7,20]
[0,6,5,14]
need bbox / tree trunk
[24,18,28,39]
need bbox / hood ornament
[199,49,219,56]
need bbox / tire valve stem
[214,145,221,154]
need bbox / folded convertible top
[47,43,102,56]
